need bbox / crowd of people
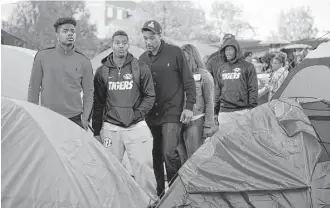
[26,17,304,206]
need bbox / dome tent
[155,99,329,208]
[272,40,330,162]
[1,45,37,100]
[1,97,150,207]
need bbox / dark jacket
[214,38,258,113]
[92,53,155,136]
[139,40,196,126]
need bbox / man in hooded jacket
[214,37,258,125]
[92,30,157,203]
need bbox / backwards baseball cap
[141,20,162,34]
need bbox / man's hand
[94,136,103,144]
[180,109,193,124]
[82,120,89,131]
[203,126,214,138]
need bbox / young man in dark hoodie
[214,36,258,126]
[139,20,196,198]
[92,30,157,203]
[206,33,236,79]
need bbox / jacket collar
[56,43,75,56]
[148,40,165,57]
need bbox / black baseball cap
[141,20,162,34]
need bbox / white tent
[1,45,37,100]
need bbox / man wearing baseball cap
[139,20,196,198]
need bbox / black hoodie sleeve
[133,62,156,121]
[177,48,196,111]
[92,67,107,136]
[246,64,258,108]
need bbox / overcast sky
[2,0,330,40]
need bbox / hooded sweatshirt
[27,44,94,121]
[214,38,258,113]
[92,52,155,136]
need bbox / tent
[91,45,145,72]
[1,45,37,100]
[156,99,329,208]
[273,40,330,163]
[1,97,150,208]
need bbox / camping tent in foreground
[156,99,329,208]
[272,40,330,163]
[1,45,37,100]
[1,97,150,208]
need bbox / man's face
[56,24,76,46]
[225,46,236,61]
[142,30,161,52]
[112,35,129,58]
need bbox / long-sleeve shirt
[139,40,196,126]
[27,44,94,121]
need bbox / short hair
[53,17,77,32]
[112,30,129,41]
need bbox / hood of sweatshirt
[101,52,134,68]
[219,38,243,64]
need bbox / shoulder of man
[36,46,55,55]
[95,64,109,80]
[139,51,148,61]
[74,49,90,61]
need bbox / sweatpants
[178,117,205,164]
[149,123,182,198]
[100,121,157,202]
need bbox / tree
[6,1,99,58]
[209,0,256,39]
[137,1,207,40]
[278,6,318,41]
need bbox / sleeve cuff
[185,102,194,111]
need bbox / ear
[56,33,59,41]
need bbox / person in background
[92,30,157,204]
[258,52,289,101]
[139,20,196,198]
[214,36,258,127]
[177,44,217,163]
[206,33,236,79]
[261,52,276,73]
[203,54,210,66]
[251,57,263,74]
[28,17,94,129]
[244,51,253,63]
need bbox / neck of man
[59,42,74,52]
[113,54,126,67]
[151,41,161,55]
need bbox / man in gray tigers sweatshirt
[27,17,94,129]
